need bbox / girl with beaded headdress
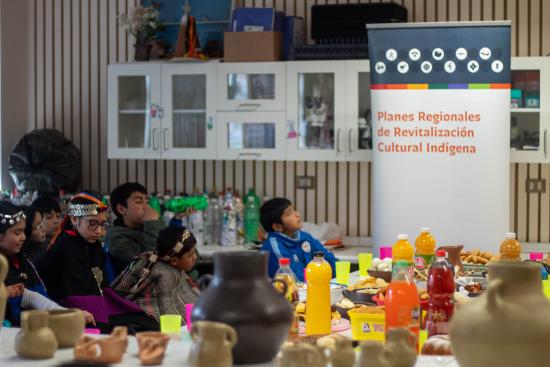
[0,201,94,326]
[37,192,158,333]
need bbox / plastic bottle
[415,228,436,271]
[244,188,261,208]
[274,258,300,337]
[221,189,237,246]
[234,191,244,245]
[149,195,162,213]
[305,252,332,335]
[385,260,420,341]
[244,196,260,242]
[500,232,522,261]
[188,190,204,247]
[202,190,212,246]
[426,250,455,337]
[392,234,414,277]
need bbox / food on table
[459,249,499,265]
[421,335,453,355]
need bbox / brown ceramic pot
[188,321,237,367]
[47,309,85,348]
[450,261,550,367]
[74,326,128,364]
[0,254,7,329]
[15,310,58,359]
[136,332,171,366]
[191,251,293,364]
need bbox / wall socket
[296,176,316,190]
[526,178,546,194]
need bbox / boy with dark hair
[31,196,62,246]
[104,182,166,274]
[260,197,337,281]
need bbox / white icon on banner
[456,48,468,60]
[491,60,504,73]
[386,49,398,61]
[397,61,409,74]
[420,61,432,73]
[467,60,480,73]
[409,48,421,61]
[479,47,492,60]
[444,61,456,73]
[375,62,386,74]
[432,48,445,60]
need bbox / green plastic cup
[160,314,182,337]
[335,261,351,285]
[543,280,550,301]
[419,330,428,351]
[358,253,373,277]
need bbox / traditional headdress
[160,228,192,261]
[68,192,108,217]
[0,210,26,225]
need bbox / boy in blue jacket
[260,198,337,281]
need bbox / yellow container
[349,311,385,342]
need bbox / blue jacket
[261,231,337,282]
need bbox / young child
[20,206,48,263]
[112,226,199,323]
[31,196,62,247]
[260,198,337,282]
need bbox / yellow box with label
[349,311,385,342]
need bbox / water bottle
[188,190,204,246]
[215,193,224,244]
[234,191,244,245]
[244,196,260,242]
[203,191,212,246]
[221,189,237,246]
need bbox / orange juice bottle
[415,228,436,271]
[500,232,522,261]
[392,234,414,278]
[305,251,332,335]
[385,260,420,342]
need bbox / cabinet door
[286,61,347,161]
[217,111,286,160]
[161,63,217,159]
[510,57,549,163]
[346,60,372,161]
[108,64,161,159]
[217,62,286,111]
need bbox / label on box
[244,25,264,32]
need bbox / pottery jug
[188,321,237,367]
[74,326,128,364]
[450,261,550,367]
[15,310,58,359]
[359,341,390,367]
[0,254,7,329]
[136,332,171,366]
[191,251,293,364]
[47,309,85,348]
[278,343,327,367]
[330,335,356,367]
[385,328,417,367]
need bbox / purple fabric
[61,295,109,324]
[103,287,143,314]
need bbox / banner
[367,22,511,252]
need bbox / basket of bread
[342,276,389,304]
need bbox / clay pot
[385,328,418,367]
[192,252,293,364]
[74,326,128,364]
[15,310,58,359]
[136,332,171,366]
[278,343,328,367]
[188,321,237,367]
[0,254,7,329]
[134,43,152,61]
[47,309,85,348]
[359,341,390,367]
[450,261,550,367]
[330,335,356,367]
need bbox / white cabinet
[346,60,373,161]
[510,57,550,163]
[286,61,347,161]
[216,62,286,111]
[108,62,217,160]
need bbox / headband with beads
[68,193,108,217]
[0,210,26,226]
[160,229,192,261]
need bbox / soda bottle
[415,228,436,271]
[385,260,420,341]
[244,196,260,242]
[426,250,455,337]
[500,232,521,261]
[244,188,261,208]
[149,195,162,213]
[234,191,244,245]
[221,189,237,246]
[392,234,414,278]
[305,252,332,335]
[274,258,300,337]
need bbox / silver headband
[0,210,26,225]
[161,229,192,261]
[68,203,101,217]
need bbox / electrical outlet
[296,176,316,190]
[526,178,546,194]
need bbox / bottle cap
[436,250,447,257]
[505,232,516,239]
[314,251,325,258]
[397,234,408,240]
[279,258,290,266]
[420,227,431,233]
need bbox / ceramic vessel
[188,321,237,367]
[15,310,58,359]
[359,341,389,367]
[74,326,128,364]
[192,251,293,364]
[450,261,550,367]
[47,309,85,348]
[329,335,356,367]
[0,254,7,329]
[136,332,171,366]
[278,343,326,367]
[385,328,417,367]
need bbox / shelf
[511,108,541,113]
[119,109,147,114]
[163,20,230,26]
[173,109,207,114]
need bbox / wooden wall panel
[26,0,550,238]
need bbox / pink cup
[185,304,194,331]
[530,252,544,261]
[84,328,101,335]
[380,246,393,259]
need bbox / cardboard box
[231,7,284,32]
[224,32,283,62]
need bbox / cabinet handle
[348,129,354,153]
[163,128,169,150]
[545,129,547,159]
[237,153,262,159]
[336,129,342,153]
[150,104,159,118]
[158,107,164,119]
[152,128,159,150]
[236,103,261,111]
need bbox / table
[0,327,459,366]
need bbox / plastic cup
[419,330,428,351]
[530,252,544,261]
[380,246,393,259]
[160,314,182,337]
[84,328,101,335]
[185,304,194,331]
[335,261,351,285]
[543,280,550,301]
[358,253,373,277]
